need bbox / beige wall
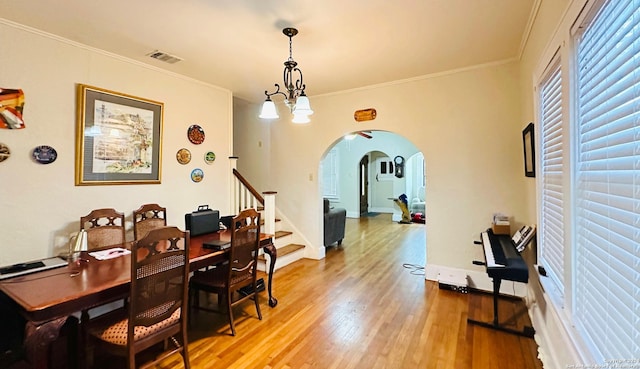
[237,61,528,269]
[0,21,233,265]
[233,97,271,191]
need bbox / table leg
[24,317,68,369]
[262,242,278,307]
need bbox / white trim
[529,276,595,367]
[346,211,361,218]
[518,0,543,59]
[532,0,589,79]
[273,206,317,259]
[369,207,395,214]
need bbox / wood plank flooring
[108,214,543,369]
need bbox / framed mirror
[522,122,535,177]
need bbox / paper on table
[89,247,131,260]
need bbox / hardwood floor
[113,214,543,369]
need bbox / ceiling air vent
[147,50,183,64]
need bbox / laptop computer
[203,239,231,251]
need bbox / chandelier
[259,27,313,124]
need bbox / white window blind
[574,0,640,361]
[322,147,339,198]
[538,54,565,297]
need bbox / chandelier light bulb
[293,94,313,116]
[292,113,310,124]
[259,97,279,119]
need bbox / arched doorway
[319,130,427,259]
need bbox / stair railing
[232,168,276,236]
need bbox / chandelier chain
[289,35,293,62]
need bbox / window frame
[537,51,567,301]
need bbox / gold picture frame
[75,84,163,185]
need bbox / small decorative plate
[204,151,216,164]
[0,143,9,163]
[187,124,205,145]
[176,148,191,164]
[191,168,204,182]
[32,145,58,164]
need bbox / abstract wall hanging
[0,88,25,129]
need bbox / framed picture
[75,84,163,185]
[522,122,535,177]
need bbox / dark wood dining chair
[79,208,128,330]
[189,208,262,336]
[86,226,191,369]
[133,203,167,240]
[80,208,126,249]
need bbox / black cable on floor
[402,263,425,275]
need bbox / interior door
[359,155,369,216]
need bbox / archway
[319,130,427,260]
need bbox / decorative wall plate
[204,151,216,164]
[191,168,204,182]
[176,148,191,164]
[32,145,58,164]
[187,124,205,144]
[0,143,9,163]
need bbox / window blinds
[538,54,565,297]
[322,147,339,198]
[575,0,640,361]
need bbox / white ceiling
[0,0,537,103]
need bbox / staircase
[231,168,306,272]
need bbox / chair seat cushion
[89,308,181,346]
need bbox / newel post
[262,191,277,236]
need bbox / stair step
[259,243,305,261]
[260,218,281,226]
[274,230,292,239]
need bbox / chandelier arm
[283,67,292,98]
[264,84,288,100]
[293,67,304,94]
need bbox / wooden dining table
[0,230,277,369]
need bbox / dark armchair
[324,198,346,247]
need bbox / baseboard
[527,280,593,368]
[346,210,360,218]
[369,207,394,213]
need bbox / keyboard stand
[467,278,535,338]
